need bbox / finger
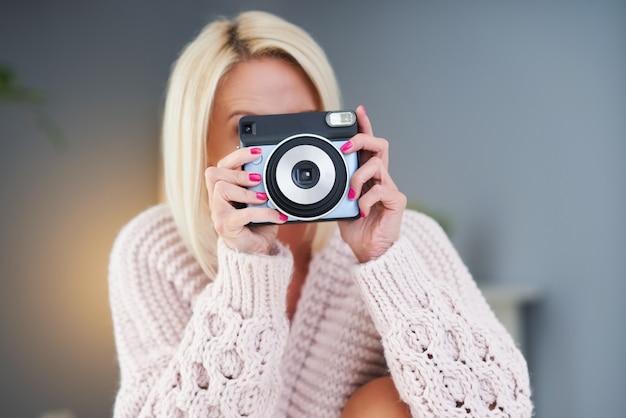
[211,182,280,233]
[358,184,407,217]
[211,181,287,223]
[205,165,263,191]
[214,207,287,235]
[356,105,373,136]
[216,146,263,169]
[205,167,263,213]
[211,181,267,210]
[348,156,396,199]
[341,133,389,167]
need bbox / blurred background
[1,0,624,417]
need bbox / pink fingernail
[278,213,288,222]
[256,192,267,200]
[360,210,366,218]
[340,141,352,152]
[251,147,262,155]
[361,105,367,116]
[249,173,261,182]
[348,188,356,200]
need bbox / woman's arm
[109,208,293,417]
[352,211,533,417]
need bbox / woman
[109,10,533,417]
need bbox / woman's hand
[205,147,288,254]
[338,105,407,263]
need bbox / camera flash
[326,111,356,128]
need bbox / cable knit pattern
[109,204,533,417]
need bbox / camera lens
[292,160,320,189]
[265,135,348,220]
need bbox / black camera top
[239,110,357,146]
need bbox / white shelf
[481,285,542,347]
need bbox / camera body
[240,110,360,223]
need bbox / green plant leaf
[1,63,66,149]
[0,64,46,104]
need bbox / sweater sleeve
[352,211,533,417]
[109,211,293,418]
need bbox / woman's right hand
[205,147,288,254]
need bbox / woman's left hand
[338,105,407,263]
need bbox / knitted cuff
[209,238,294,321]
[353,236,436,331]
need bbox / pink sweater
[109,204,532,417]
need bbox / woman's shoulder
[112,204,177,252]
[399,208,464,262]
[109,203,186,277]
[123,203,175,232]
[400,208,448,241]
[109,203,208,302]
[399,208,472,278]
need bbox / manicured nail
[340,141,352,152]
[278,213,288,222]
[251,147,262,155]
[348,188,356,200]
[360,210,366,218]
[249,173,261,182]
[361,105,367,116]
[256,192,267,200]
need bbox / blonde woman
[109,10,533,418]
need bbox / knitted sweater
[109,204,532,417]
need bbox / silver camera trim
[263,133,350,221]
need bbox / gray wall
[1,1,624,417]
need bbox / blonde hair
[161,11,342,278]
